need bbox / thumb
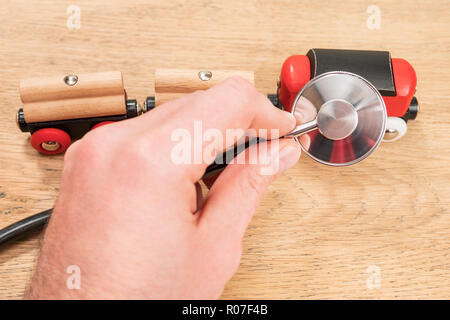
[197,139,301,241]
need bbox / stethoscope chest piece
[287,71,387,166]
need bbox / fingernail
[278,144,301,173]
[294,109,305,124]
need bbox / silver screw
[136,102,144,115]
[142,101,147,113]
[64,74,78,86]
[383,128,399,141]
[198,70,212,81]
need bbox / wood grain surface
[0,0,449,299]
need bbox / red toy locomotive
[269,49,418,141]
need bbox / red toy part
[278,55,417,118]
[91,121,115,130]
[330,138,355,164]
[383,58,417,117]
[30,128,71,155]
[279,55,311,112]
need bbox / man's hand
[26,77,305,299]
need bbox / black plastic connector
[126,99,139,118]
[16,108,28,132]
[402,96,419,122]
[267,94,283,110]
[145,96,155,112]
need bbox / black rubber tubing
[0,209,52,245]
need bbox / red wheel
[30,128,71,155]
[91,121,115,130]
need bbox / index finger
[168,77,296,180]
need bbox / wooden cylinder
[20,71,126,123]
[154,69,254,106]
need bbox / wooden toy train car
[16,71,150,154]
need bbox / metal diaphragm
[291,71,387,166]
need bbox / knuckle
[127,135,153,157]
[189,89,206,99]
[167,90,205,107]
[222,76,254,98]
[220,76,257,114]
[68,132,109,164]
[123,134,167,169]
[63,140,80,162]
[134,122,167,150]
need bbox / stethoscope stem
[283,118,318,139]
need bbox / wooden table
[0,0,449,299]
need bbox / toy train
[16,49,418,155]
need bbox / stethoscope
[283,71,386,166]
[0,71,387,246]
